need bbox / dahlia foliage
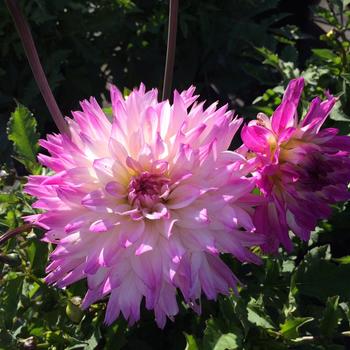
[25,85,264,327]
[241,78,350,252]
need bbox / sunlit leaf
[320,296,341,338]
[7,105,41,174]
[184,333,199,350]
[203,318,242,350]
[279,317,313,340]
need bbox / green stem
[26,272,46,287]
[0,224,34,246]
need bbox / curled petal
[271,77,304,134]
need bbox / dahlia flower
[25,84,263,327]
[241,77,350,252]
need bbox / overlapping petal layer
[241,77,350,252]
[25,85,263,327]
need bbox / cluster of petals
[25,84,264,327]
[241,77,350,252]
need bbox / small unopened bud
[66,296,83,323]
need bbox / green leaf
[320,296,340,338]
[103,106,113,120]
[83,328,102,350]
[28,238,49,275]
[247,298,275,329]
[295,246,350,301]
[30,326,45,337]
[213,334,240,350]
[333,256,350,264]
[256,47,280,68]
[279,317,314,340]
[27,241,37,267]
[1,275,23,327]
[27,282,40,299]
[7,105,41,174]
[0,193,18,205]
[4,209,18,228]
[247,306,275,329]
[312,48,337,61]
[342,73,350,84]
[184,333,198,350]
[330,101,350,121]
[203,319,242,350]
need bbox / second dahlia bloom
[241,77,350,252]
[25,85,263,327]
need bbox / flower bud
[66,296,83,323]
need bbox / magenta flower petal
[241,124,275,155]
[301,93,336,132]
[271,77,304,134]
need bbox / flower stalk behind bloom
[25,84,264,327]
[241,77,350,252]
[5,0,68,135]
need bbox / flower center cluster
[128,172,170,218]
[298,153,330,191]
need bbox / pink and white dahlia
[241,77,350,252]
[25,84,263,327]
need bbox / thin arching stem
[5,0,69,135]
[162,0,179,101]
[0,224,34,246]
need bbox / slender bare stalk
[0,224,34,246]
[162,0,179,101]
[5,0,69,135]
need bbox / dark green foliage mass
[1,0,350,349]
